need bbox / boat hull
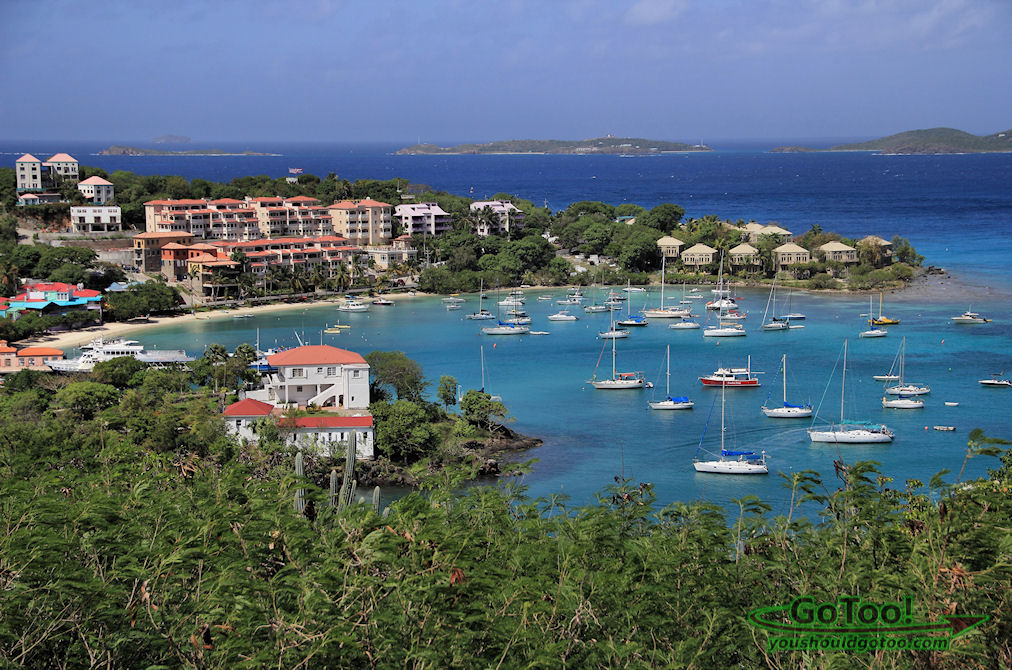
[859,329,888,338]
[481,326,529,335]
[693,460,768,474]
[649,400,694,410]
[599,330,629,339]
[762,406,813,418]
[882,398,924,409]
[591,379,644,389]
[808,428,893,443]
[699,378,760,387]
[703,327,746,337]
[885,384,930,395]
[642,309,690,318]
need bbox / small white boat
[583,304,608,313]
[860,328,888,338]
[885,383,930,396]
[482,322,529,335]
[372,298,394,305]
[557,297,581,305]
[498,296,525,307]
[337,299,370,312]
[503,315,531,325]
[617,315,648,327]
[693,383,767,474]
[622,286,647,293]
[933,426,956,432]
[951,308,990,324]
[529,331,551,335]
[442,296,466,304]
[721,310,748,321]
[979,375,1011,387]
[706,297,738,311]
[547,310,579,321]
[446,303,462,311]
[650,346,694,410]
[703,323,746,337]
[944,401,959,406]
[466,309,496,320]
[761,354,812,418]
[873,374,900,382]
[599,328,629,339]
[669,318,700,330]
[882,396,924,409]
[537,295,553,302]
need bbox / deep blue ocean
[4,140,1011,511]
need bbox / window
[291,368,304,378]
[352,370,360,378]
[327,366,336,376]
[296,386,303,393]
[317,367,323,374]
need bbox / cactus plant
[294,451,306,513]
[372,486,381,513]
[329,468,338,508]
[339,433,357,510]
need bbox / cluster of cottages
[655,222,893,274]
[223,344,376,458]
[15,153,123,233]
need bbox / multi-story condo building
[133,231,196,272]
[77,176,115,204]
[70,206,122,233]
[143,196,334,240]
[327,199,393,245]
[469,200,525,237]
[394,202,453,236]
[15,152,79,193]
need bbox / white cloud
[624,0,689,26]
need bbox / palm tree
[332,263,351,292]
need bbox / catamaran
[589,329,644,389]
[761,354,812,417]
[808,340,894,443]
[643,256,690,318]
[693,382,768,474]
[649,346,694,410]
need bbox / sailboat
[761,354,812,417]
[774,288,806,321]
[859,296,888,338]
[693,383,768,474]
[466,280,495,320]
[649,346,693,410]
[873,343,902,381]
[883,337,930,395]
[703,300,747,337]
[870,292,900,326]
[617,281,648,327]
[808,340,894,443]
[482,286,530,335]
[706,253,738,311]
[643,256,690,318]
[589,329,644,389]
[760,277,788,331]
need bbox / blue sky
[1,0,1008,143]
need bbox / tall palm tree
[332,263,351,292]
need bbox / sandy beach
[18,292,429,352]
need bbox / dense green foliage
[0,355,1009,668]
[832,127,1012,154]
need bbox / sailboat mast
[659,256,665,306]
[782,354,787,404]
[611,329,617,379]
[841,340,848,422]
[666,345,671,396]
[720,380,726,451]
[480,345,485,391]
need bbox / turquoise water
[127,285,1012,513]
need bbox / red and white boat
[699,356,762,387]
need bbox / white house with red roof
[245,344,371,409]
[77,175,115,204]
[223,397,375,458]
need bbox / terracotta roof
[133,231,195,239]
[358,198,391,208]
[775,243,809,253]
[18,347,64,357]
[280,415,374,429]
[160,243,189,250]
[16,153,41,162]
[267,345,367,367]
[208,198,242,204]
[224,398,275,417]
[78,176,113,186]
[286,196,319,202]
[0,341,17,353]
[45,153,77,163]
[252,196,283,202]
[328,200,358,209]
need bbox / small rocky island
[99,145,277,156]
[771,127,1012,155]
[397,136,710,155]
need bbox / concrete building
[133,231,196,272]
[44,153,79,181]
[0,340,65,373]
[328,199,393,245]
[729,242,760,270]
[15,154,44,192]
[681,243,718,270]
[394,202,453,236]
[77,176,115,204]
[70,206,122,233]
[245,345,371,410]
[469,200,525,237]
[16,192,64,207]
[223,398,375,459]
[14,152,78,193]
[817,241,858,264]
[774,243,811,272]
[656,235,685,259]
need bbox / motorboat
[859,328,888,338]
[442,295,466,304]
[721,310,748,321]
[622,286,647,293]
[338,299,370,312]
[50,338,193,372]
[669,318,700,330]
[372,298,394,305]
[951,309,990,324]
[979,375,1011,387]
[699,357,761,387]
[547,310,578,321]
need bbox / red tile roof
[78,176,113,186]
[133,231,195,239]
[16,153,42,162]
[0,341,17,353]
[286,196,319,202]
[18,347,64,357]
[224,398,275,417]
[45,153,77,163]
[280,415,374,428]
[267,345,366,367]
[358,198,391,208]
[209,198,242,204]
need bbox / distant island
[99,145,278,156]
[771,127,1012,154]
[397,136,710,155]
[151,134,190,144]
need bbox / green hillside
[397,136,709,155]
[831,127,1012,154]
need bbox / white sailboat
[883,337,930,395]
[760,277,789,331]
[693,382,768,474]
[599,310,629,339]
[649,346,694,410]
[589,330,644,389]
[761,354,812,417]
[547,309,579,321]
[643,256,690,318]
[705,254,738,311]
[859,295,887,338]
[466,280,495,320]
[617,281,649,327]
[808,340,894,443]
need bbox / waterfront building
[15,152,79,193]
[133,231,196,272]
[223,397,375,459]
[143,196,333,240]
[774,242,811,272]
[77,176,115,204]
[817,240,858,264]
[681,243,718,270]
[737,222,793,244]
[70,206,122,233]
[328,199,393,245]
[469,200,525,237]
[394,202,453,236]
[0,340,65,373]
[729,242,760,270]
[656,235,685,258]
[0,282,102,321]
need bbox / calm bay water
[6,140,1011,509]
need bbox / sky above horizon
[1,0,1009,145]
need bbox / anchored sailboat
[693,382,768,474]
[589,329,644,389]
[649,346,694,410]
[808,340,894,443]
[761,354,812,417]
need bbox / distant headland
[98,145,279,156]
[397,136,711,155]
[771,127,1012,155]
